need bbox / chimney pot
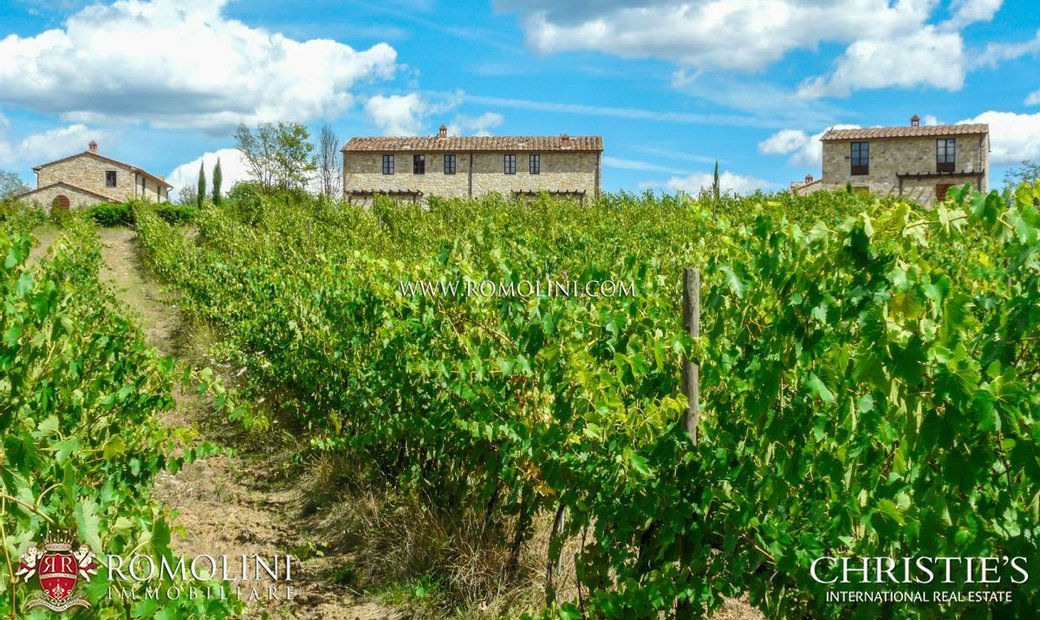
[560,133,571,147]
[805,174,814,184]
[88,140,98,153]
[910,114,920,127]
[437,124,447,138]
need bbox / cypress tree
[712,161,720,202]
[212,158,223,205]
[197,161,206,208]
[712,160,720,217]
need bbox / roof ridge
[821,123,989,141]
[342,135,604,152]
[33,151,172,187]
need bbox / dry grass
[296,453,765,619]
[298,454,568,618]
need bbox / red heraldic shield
[38,551,79,602]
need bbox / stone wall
[137,174,169,201]
[36,154,169,202]
[343,150,600,203]
[19,184,109,211]
[820,134,989,205]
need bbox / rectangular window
[106,170,117,187]
[504,154,516,175]
[851,142,869,175]
[382,154,394,175]
[444,154,457,175]
[529,154,540,175]
[936,138,956,173]
[413,154,425,175]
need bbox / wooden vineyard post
[682,267,700,444]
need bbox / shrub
[48,204,79,227]
[156,203,199,224]
[86,201,133,226]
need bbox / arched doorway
[51,195,70,211]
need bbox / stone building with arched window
[14,140,171,210]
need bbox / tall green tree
[234,122,316,192]
[212,158,223,205]
[197,162,206,208]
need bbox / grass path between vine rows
[95,226,409,620]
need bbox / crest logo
[16,531,97,612]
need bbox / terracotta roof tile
[341,135,603,152]
[820,124,989,141]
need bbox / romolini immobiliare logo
[16,530,97,612]
[14,526,294,613]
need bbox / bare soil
[96,227,409,620]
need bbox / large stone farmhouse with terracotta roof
[792,115,990,206]
[17,141,171,210]
[341,126,603,205]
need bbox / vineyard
[0,217,244,617]
[3,182,1039,618]
[125,182,1040,618]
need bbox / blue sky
[0,0,1038,195]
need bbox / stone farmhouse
[791,116,990,205]
[17,141,171,210]
[341,126,603,205]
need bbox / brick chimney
[88,140,98,153]
[560,133,571,148]
[437,124,447,138]
[910,114,920,127]
[804,174,814,184]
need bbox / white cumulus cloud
[166,148,250,197]
[0,0,398,131]
[365,94,425,136]
[759,129,811,157]
[960,111,1040,165]
[1026,91,1040,106]
[0,122,113,167]
[797,28,966,98]
[499,0,936,72]
[498,0,1002,98]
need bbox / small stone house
[17,141,171,210]
[792,116,990,205]
[341,126,603,205]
